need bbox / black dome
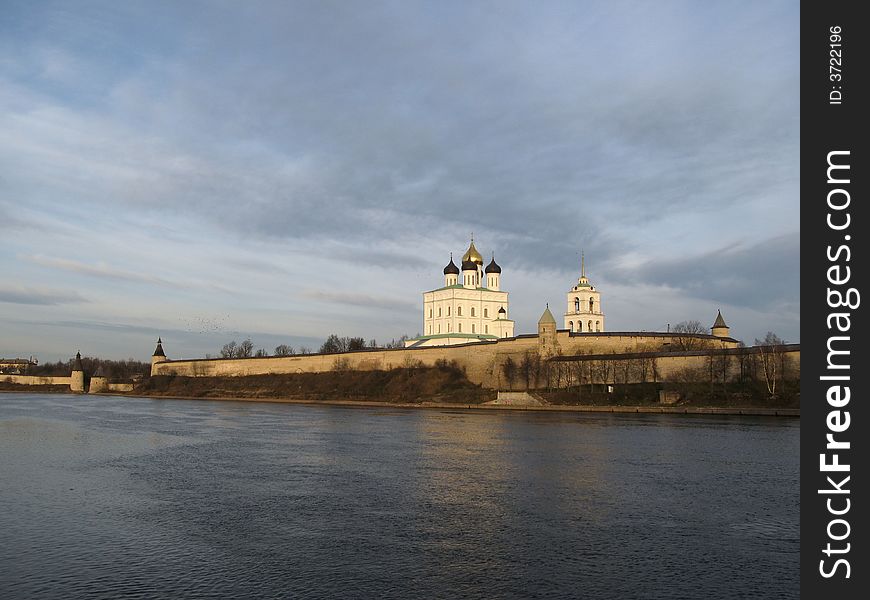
[485,258,501,273]
[461,259,477,271]
[443,258,460,275]
[498,307,506,314]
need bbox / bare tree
[332,357,352,372]
[501,357,517,391]
[520,351,538,390]
[711,350,732,393]
[570,360,585,402]
[320,334,346,354]
[671,320,710,350]
[254,348,268,358]
[755,332,784,397]
[220,341,238,358]
[237,339,254,358]
[274,344,294,356]
[384,335,410,349]
[347,337,367,351]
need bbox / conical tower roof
[712,310,727,328]
[73,351,83,371]
[153,337,165,357]
[538,305,557,325]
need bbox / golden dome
[462,239,484,265]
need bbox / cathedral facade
[405,238,515,347]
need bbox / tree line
[28,357,151,379]
[213,334,411,359]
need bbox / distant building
[563,252,605,333]
[406,237,515,347]
[0,357,37,374]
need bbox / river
[0,393,798,598]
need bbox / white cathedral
[405,238,516,347]
[406,240,608,348]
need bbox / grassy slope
[136,366,493,404]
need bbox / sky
[0,0,800,363]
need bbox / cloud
[0,1,801,356]
[302,289,416,312]
[22,254,236,295]
[0,285,87,305]
[25,254,182,287]
[610,233,800,310]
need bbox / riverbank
[0,382,72,393]
[1,366,800,416]
[100,391,801,417]
[0,387,799,416]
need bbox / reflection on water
[0,394,798,599]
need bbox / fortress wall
[548,348,801,387]
[1,374,72,386]
[151,332,751,389]
[556,331,740,354]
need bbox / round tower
[461,259,478,289]
[443,253,460,286]
[711,310,730,338]
[89,366,108,393]
[485,255,501,291]
[70,351,85,393]
[151,337,167,376]
[538,304,558,357]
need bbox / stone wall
[152,330,758,389]
[1,374,72,386]
[549,346,801,387]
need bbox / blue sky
[1,0,799,362]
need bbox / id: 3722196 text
[829,26,843,105]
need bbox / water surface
[0,394,799,598]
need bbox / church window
[575,298,580,312]
[588,320,592,331]
[471,307,475,317]
[448,323,451,332]
[578,321,583,332]
[484,308,488,318]
[458,323,462,332]
[471,324,475,333]
[448,306,451,316]
[429,309,433,318]
[485,325,488,334]
[596,321,600,332]
[438,324,441,334]
[569,321,574,332]
[589,298,595,312]
[438,307,442,317]
[457,306,462,316]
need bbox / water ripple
[0,394,799,598]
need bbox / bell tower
[564,251,605,333]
